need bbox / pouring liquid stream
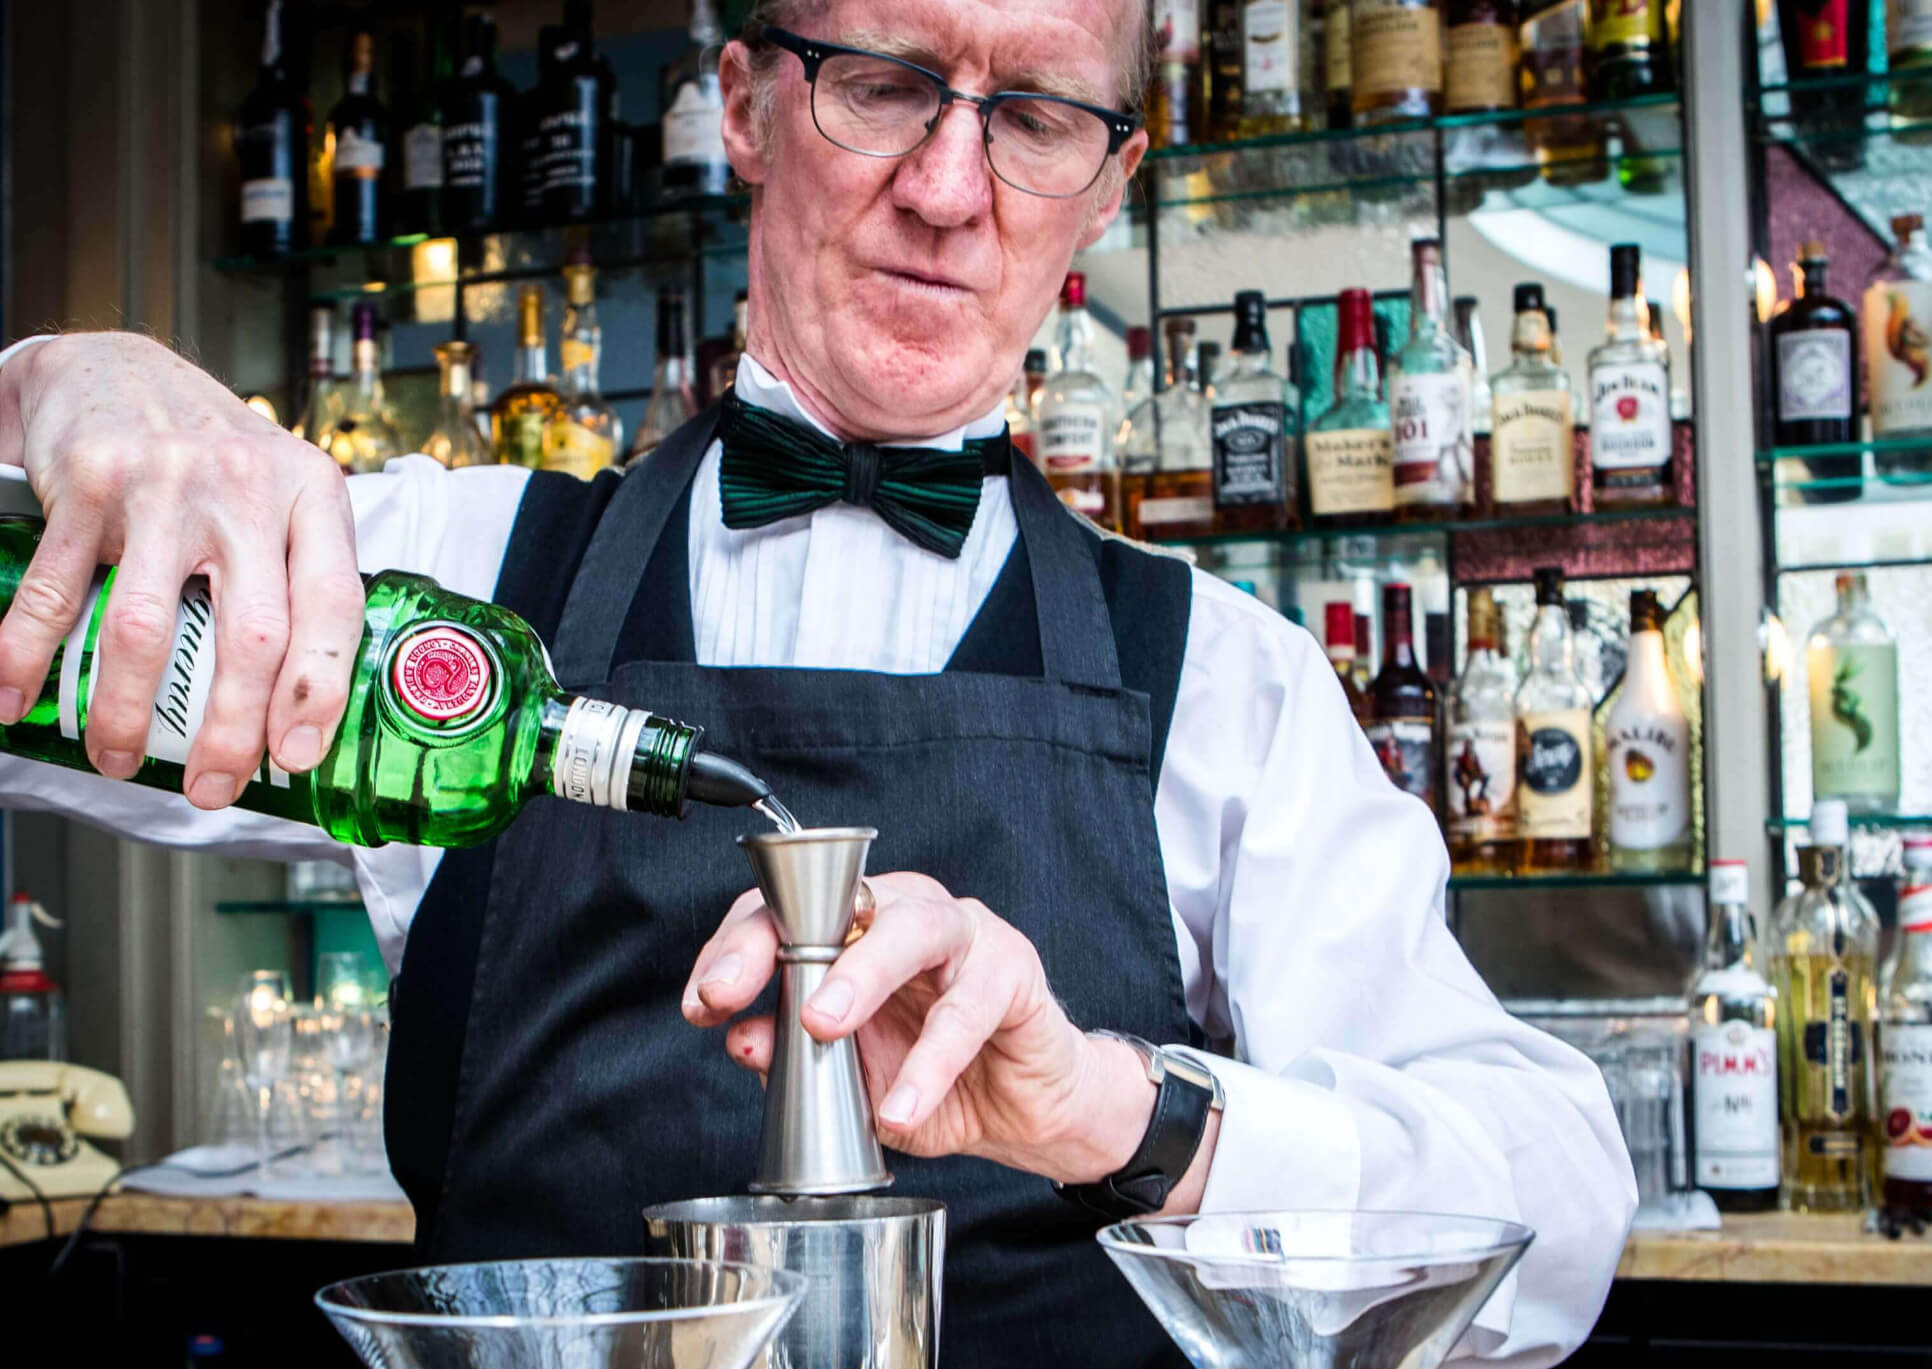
[755,795,801,834]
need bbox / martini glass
[1097,1210,1534,1369]
[317,1256,806,1369]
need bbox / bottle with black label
[1690,860,1781,1213]
[393,23,448,237]
[518,26,564,227]
[541,0,613,222]
[1588,243,1674,507]
[325,30,389,246]
[235,0,309,258]
[442,14,516,234]
[1771,241,1861,504]
[1212,290,1296,532]
[1514,566,1595,874]
[662,0,730,198]
[1367,584,1440,817]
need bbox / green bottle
[1806,572,1901,817]
[0,516,771,847]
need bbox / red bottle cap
[1126,325,1151,360]
[1337,288,1375,352]
[1324,602,1356,650]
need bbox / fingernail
[699,953,743,988]
[97,749,140,779]
[279,725,324,772]
[0,688,23,723]
[681,987,703,1021]
[190,772,236,807]
[879,1084,918,1127]
[809,979,854,1024]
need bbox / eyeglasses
[756,27,1141,199]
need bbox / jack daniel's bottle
[0,518,767,846]
[1211,291,1296,532]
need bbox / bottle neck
[1511,310,1553,363]
[1383,605,1417,669]
[440,361,472,403]
[352,338,381,385]
[1410,258,1447,337]
[1801,261,1828,297]
[1838,580,1869,615]
[563,305,602,396]
[1606,291,1646,343]
[346,67,371,97]
[261,1,284,72]
[534,695,700,817]
[1335,342,1381,402]
[515,340,548,386]
[1705,900,1761,976]
[1058,304,1096,373]
[1529,602,1573,674]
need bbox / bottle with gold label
[491,285,564,469]
[1445,0,1518,114]
[1307,288,1394,526]
[1241,0,1308,134]
[423,340,489,469]
[1584,0,1669,98]
[1350,0,1443,125]
[1488,283,1574,516]
[547,256,621,480]
[1515,566,1595,874]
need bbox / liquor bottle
[1149,0,1204,148]
[1521,0,1606,187]
[1515,566,1595,874]
[0,520,771,842]
[1771,242,1861,504]
[1212,290,1296,533]
[1197,342,1222,401]
[630,287,699,464]
[1584,0,1669,97]
[707,290,750,405]
[1775,0,1870,172]
[1890,0,1932,133]
[1881,836,1932,1212]
[1354,610,1374,691]
[1488,284,1574,516]
[1424,610,1451,692]
[492,285,565,469]
[1689,860,1781,1213]
[1307,287,1395,526]
[1805,573,1901,815]
[442,13,516,234]
[1134,318,1215,540]
[1325,0,1354,128]
[1772,808,1879,1212]
[1205,0,1247,140]
[316,303,402,476]
[1367,584,1440,816]
[1122,326,1157,422]
[1005,371,1036,465]
[1024,348,1050,425]
[325,31,389,246]
[1606,589,1691,872]
[1454,296,1492,500]
[1445,0,1519,114]
[1390,238,1473,521]
[1864,214,1932,483]
[235,0,309,259]
[1589,244,1674,507]
[422,341,489,470]
[1351,0,1444,125]
[393,23,448,238]
[519,26,564,227]
[662,0,730,198]
[1037,274,1122,529]
[292,306,340,447]
[1326,601,1370,725]
[1242,0,1307,134]
[542,0,614,221]
[1448,587,1517,873]
[549,258,622,479]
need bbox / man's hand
[683,871,1211,1195]
[0,333,364,804]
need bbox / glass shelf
[1448,869,1703,893]
[216,898,365,916]
[1767,813,1932,832]
[1155,502,1690,551]
[1758,437,1932,467]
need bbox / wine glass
[316,1002,377,1173]
[234,970,294,1182]
[316,952,373,1011]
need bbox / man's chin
[827,348,1003,438]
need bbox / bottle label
[498,410,549,468]
[1796,0,1851,66]
[1491,387,1575,504]
[1589,360,1670,471]
[1212,401,1288,506]
[1365,716,1438,805]
[1801,969,1863,1121]
[1390,371,1466,501]
[1137,494,1215,530]
[1306,427,1394,515]
[334,128,385,177]
[540,96,601,194]
[1353,0,1443,99]
[1039,402,1108,473]
[388,624,495,725]
[1808,642,1901,800]
[1516,709,1591,839]
[1157,0,1202,62]
[1326,0,1353,89]
[1590,0,1657,48]
[1242,1,1296,95]
[1608,713,1691,851]
[1447,717,1515,841]
[1864,281,1932,436]
[1882,1023,1932,1180]
[403,123,444,191]
[545,421,616,480]
[1776,328,1853,422]
[561,339,595,374]
[241,178,294,225]
[1445,22,1517,111]
[443,121,499,192]
[663,81,728,170]
[1691,1020,1779,1190]
[1891,0,1932,55]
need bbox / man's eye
[837,76,928,110]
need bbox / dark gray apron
[390,411,1193,1367]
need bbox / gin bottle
[1488,283,1574,517]
[1689,860,1780,1212]
[1770,242,1859,504]
[1805,573,1901,816]
[0,518,769,845]
[1514,566,1595,874]
[1307,287,1393,526]
[1389,238,1473,521]
[1881,835,1932,1213]
[1588,243,1674,507]
[1038,274,1122,529]
[1606,589,1691,872]
[1447,587,1517,874]
[1863,213,1932,483]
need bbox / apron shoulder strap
[1005,456,1123,692]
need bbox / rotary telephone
[0,1060,133,1201]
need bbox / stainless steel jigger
[739,827,892,1195]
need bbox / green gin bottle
[0,516,770,847]
[1806,572,1901,816]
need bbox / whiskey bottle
[235,0,309,258]
[1307,287,1394,525]
[1880,836,1932,1214]
[1212,291,1295,532]
[1605,590,1691,872]
[1122,326,1157,422]
[1520,0,1606,187]
[1326,601,1370,726]
[1242,0,1308,134]
[1448,587,1518,873]
[491,285,565,469]
[392,24,447,238]
[662,0,730,198]
[1689,860,1781,1213]
[1514,566,1595,874]
[1037,274,1122,529]
[1589,244,1674,507]
[0,521,770,845]
[549,257,622,478]
[1367,583,1441,817]
[442,14,517,234]
[1772,808,1879,1213]
[1149,0,1205,148]
[1444,0,1518,114]
[1204,0,1247,140]
[630,287,699,464]
[1390,238,1474,521]
[1325,0,1354,128]
[1351,0,1444,125]
[1805,573,1901,815]
[325,31,389,246]
[1132,319,1215,541]
[423,341,490,470]
[1454,296,1491,503]
[1005,370,1036,466]
[1489,284,1575,517]
[317,302,402,476]
[1863,214,1932,483]
[1584,0,1670,98]
[1771,242,1860,504]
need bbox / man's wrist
[1045,1032,1160,1185]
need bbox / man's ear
[1076,130,1147,252]
[720,40,771,186]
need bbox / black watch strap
[1057,1034,1222,1220]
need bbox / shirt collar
[733,354,1008,453]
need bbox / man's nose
[889,101,994,228]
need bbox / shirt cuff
[1170,1047,1361,1213]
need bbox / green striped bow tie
[716,390,1007,559]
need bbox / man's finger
[183,529,293,809]
[800,892,975,1042]
[267,479,362,773]
[875,971,1013,1133]
[682,892,780,1025]
[0,511,102,724]
[82,522,195,779]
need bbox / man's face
[722,0,1146,442]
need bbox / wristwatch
[1056,1031,1224,1220]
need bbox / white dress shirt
[0,339,1635,1364]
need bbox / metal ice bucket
[644,1194,944,1369]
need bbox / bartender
[0,0,1635,1363]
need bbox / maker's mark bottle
[0,516,768,847]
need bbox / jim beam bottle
[1307,288,1395,525]
[1351,0,1444,125]
[1488,283,1574,516]
[1211,291,1295,532]
[1588,243,1674,507]
[1514,566,1594,874]
[1690,860,1781,1213]
[1881,836,1932,1215]
[1605,589,1692,872]
[1366,583,1441,818]
[1447,588,1517,873]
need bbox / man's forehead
[818,0,1131,101]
